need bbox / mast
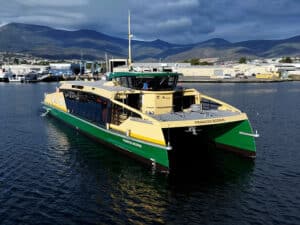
[105,52,109,72]
[128,10,133,68]
[80,50,83,75]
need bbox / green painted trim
[43,104,170,168]
[208,119,256,155]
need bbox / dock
[178,76,292,83]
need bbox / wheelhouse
[107,72,181,91]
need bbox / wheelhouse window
[116,75,178,91]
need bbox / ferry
[42,71,258,172]
[42,12,258,172]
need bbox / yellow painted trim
[158,113,248,128]
[50,103,67,112]
[108,123,166,146]
[44,92,68,112]
[130,132,165,146]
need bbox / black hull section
[0,78,9,82]
[40,76,65,82]
[165,125,255,173]
[166,127,212,173]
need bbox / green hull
[44,105,170,170]
[208,120,256,158]
[43,104,256,172]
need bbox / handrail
[200,94,241,112]
[110,98,158,123]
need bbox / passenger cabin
[48,71,224,133]
[108,72,197,115]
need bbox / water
[0,82,299,225]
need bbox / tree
[34,60,50,65]
[239,57,247,64]
[279,57,293,63]
[199,61,213,65]
[182,58,213,65]
[190,58,200,65]
[13,58,19,64]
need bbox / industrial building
[3,64,49,76]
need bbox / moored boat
[8,74,25,82]
[0,68,13,82]
[42,71,258,172]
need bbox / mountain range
[0,23,299,61]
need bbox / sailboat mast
[128,10,133,68]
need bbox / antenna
[105,52,109,72]
[128,10,133,68]
[80,50,83,75]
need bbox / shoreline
[178,76,295,83]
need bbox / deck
[151,109,240,122]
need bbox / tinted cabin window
[117,76,178,91]
[200,98,221,110]
[116,77,129,87]
[110,103,142,125]
[63,90,109,126]
[173,92,195,112]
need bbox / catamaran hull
[208,120,256,158]
[164,120,256,171]
[43,104,170,172]
[43,104,256,172]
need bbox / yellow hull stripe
[108,124,165,146]
[130,132,166,146]
[47,102,68,113]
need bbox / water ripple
[1,82,300,225]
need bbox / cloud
[130,0,300,43]
[157,18,193,31]
[0,0,91,30]
[0,0,300,44]
[166,0,199,9]
[16,0,88,7]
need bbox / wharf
[178,76,292,83]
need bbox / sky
[0,0,300,44]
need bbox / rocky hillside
[0,23,299,61]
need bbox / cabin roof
[60,80,131,92]
[108,71,181,79]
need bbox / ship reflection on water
[2,81,299,225]
[167,148,255,190]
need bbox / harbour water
[0,82,299,225]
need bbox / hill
[0,23,299,61]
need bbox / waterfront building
[3,64,49,76]
[107,59,300,81]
